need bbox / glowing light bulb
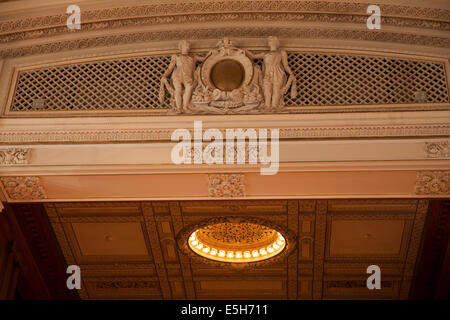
[218,250,226,257]
[267,246,274,253]
[244,251,251,258]
[196,243,203,250]
[235,252,242,258]
[227,251,234,258]
[191,240,198,246]
[277,240,284,246]
[260,248,267,255]
[202,247,210,253]
[210,249,217,255]
[273,243,280,250]
[252,250,259,257]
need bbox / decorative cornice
[0,124,449,143]
[2,12,449,45]
[1,1,449,35]
[2,26,450,58]
[207,173,245,198]
[415,171,450,196]
[424,141,450,159]
[0,176,47,200]
[0,148,30,165]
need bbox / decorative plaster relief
[207,174,245,198]
[0,176,47,200]
[0,148,29,165]
[415,171,449,195]
[424,141,450,158]
[160,37,296,114]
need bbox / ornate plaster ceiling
[45,199,428,299]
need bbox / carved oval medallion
[210,59,245,91]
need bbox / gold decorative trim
[188,223,285,263]
[312,200,327,299]
[399,200,429,299]
[176,216,297,270]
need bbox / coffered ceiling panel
[329,220,406,256]
[43,198,429,300]
[72,222,149,256]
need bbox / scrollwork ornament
[414,171,449,195]
[1,176,47,200]
[207,173,245,198]
[424,141,450,158]
[0,148,30,165]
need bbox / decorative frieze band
[415,171,449,196]
[2,26,450,59]
[0,125,449,143]
[207,173,245,198]
[2,12,449,45]
[0,148,29,165]
[0,176,47,200]
[1,1,449,35]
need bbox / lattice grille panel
[285,53,449,106]
[11,56,173,112]
[9,53,449,112]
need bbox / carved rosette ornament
[160,37,296,114]
[1,176,47,200]
[414,171,449,196]
[207,174,245,198]
[424,141,450,158]
[0,148,30,165]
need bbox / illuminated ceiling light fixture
[187,222,286,263]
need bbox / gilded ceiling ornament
[414,171,449,195]
[207,173,245,198]
[0,176,47,200]
[0,148,30,165]
[188,222,286,263]
[176,216,297,269]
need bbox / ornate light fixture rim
[176,216,297,269]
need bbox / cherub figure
[160,40,205,113]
